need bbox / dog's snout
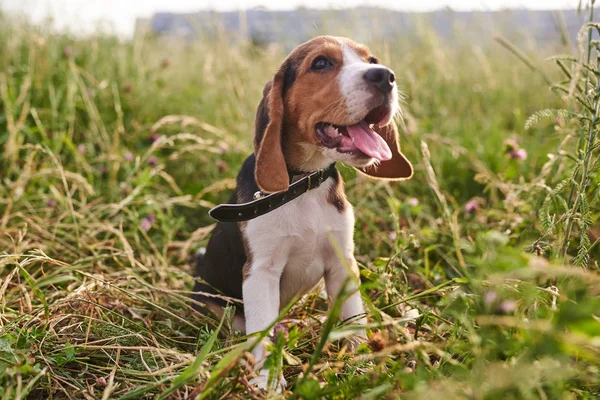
[363,67,395,93]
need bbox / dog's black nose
[363,67,395,93]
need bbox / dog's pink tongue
[346,121,392,161]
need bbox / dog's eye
[311,56,333,71]
[369,57,379,64]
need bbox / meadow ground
[0,8,599,400]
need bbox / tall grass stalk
[520,1,600,264]
[561,1,599,260]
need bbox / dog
[193,35,413,390]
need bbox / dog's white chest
[243,180,354,307]
[245,179,352,238]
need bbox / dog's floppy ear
[358,122,413,180]
[254,65,289,193]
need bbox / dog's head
[254,36,413,193]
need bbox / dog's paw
[249,369,286,393]
[346,331,368,352]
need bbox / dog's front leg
[325,254,368,349]
[243,251,288,391]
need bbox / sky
[1,0,579,37]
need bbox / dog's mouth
[315,104,392,161]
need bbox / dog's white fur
[338,44,399,128]
[242,179,366,390]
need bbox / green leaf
[295,377,321,399]
[54,343,76,366]
[34,275,77,289]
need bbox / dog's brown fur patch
[327,170,347,213]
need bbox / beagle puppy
[193,36,413,390]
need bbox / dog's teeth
[325,125,340,138]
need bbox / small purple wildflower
[499,299,517,314]
[465,198,480,214]
[148,156,158,166]
[140,218,152,232]
[119,182,130,195]
[148,132,161,143]
[408,198,419,207]
[124,152,134,162]
[271,324,288,343]
[46,199,56,208]
[484,291,498,306]
[509,148,528,160]
[216,159,228,173]
[77,144,87,154]
[388,231,397,240]
[146,213,156,223]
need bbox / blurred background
[0,0,584,39]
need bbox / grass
[0,6,599,400]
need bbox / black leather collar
[209,163,337,222]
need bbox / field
[1,6,599,400]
